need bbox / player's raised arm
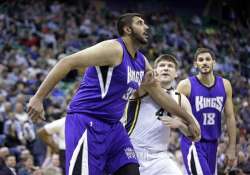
[223,78,236,163]
[27,40,123,121]
[141,58,200,140]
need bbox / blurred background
[0,0,249,174]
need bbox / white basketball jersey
[125,89,181,153]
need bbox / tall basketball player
[27,13,200,175]
[124,54,200,175]
[177,48,236,175]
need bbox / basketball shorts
[135,149,183,175]
[65,113,138,175]
[180,137,218,175]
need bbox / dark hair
[117,13,143,36]
[194,48,216,60]
[154,54,178,68]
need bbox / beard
[131,28,148,45]
[198,66,213,74]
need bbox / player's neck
[122,36,140,58]
[161,82,172,90]
[197,73,215,87]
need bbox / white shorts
[136,151,183,175]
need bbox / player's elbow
[37,127,49,139]
[58,57,74,70]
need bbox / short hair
[117,13,143,36]
[154,54,178,69]
[5,154,15,159]
[194,48,216,60]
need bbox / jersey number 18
[203,113,215,125]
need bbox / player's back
[187,76,226,141]
[68,38,145,123]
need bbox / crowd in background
[0,0,249,174]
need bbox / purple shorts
[65,113,138,175]
[180,136,218,175]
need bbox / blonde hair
[154,54,178,68]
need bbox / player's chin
[161,78,170,83]
[141,35,149,43]
[141,38,148,45]
[200,69,211,74]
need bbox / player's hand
[187,119,201,142]
[159,116,182,129]
[226,146,236,167]
[141,70,160,87]
[27,96,45,122]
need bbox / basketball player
[37,117,66,174]
[124,54,200,175]
[177,48,236,175]
[27,13,200,175]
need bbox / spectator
[37,117,65,173]
[0,157,13,175]
[15,103,28,123]
[5,154,17,175]
[4,112,25,147]
[18,155,38,175]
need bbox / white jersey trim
[69,129,89,175]
[95,66,114,99]
[187,142,203,175]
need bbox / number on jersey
[203,113,215,125]
[122,87,136,100]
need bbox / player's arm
[176,79,191,97]
[33,40,122,99]
[28,40,123,120]
[160,94,200,141]
[159,116,191,136]
[176,118,192,137]
[223,79,236,160]
[141,58,200,140]
[178,94,200,140]
[176,79,193,135]
[37,127,59,154]
[37,118,65,153]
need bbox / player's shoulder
[177,78,191,97]
[177,78,191,90]
[221,77,231,86]
[221,77,232,93]
[93,39,123,65]
[98,39,123,53]
[172,89,187,101]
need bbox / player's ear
[193,61,198,68]
[153,69,158,76]
[174,71,178,78]
[212,59,216,67]
[124,26,132,35]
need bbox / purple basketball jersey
[65,38,145,175]
[188,76,226,140]
[180,76,226,175]
[68,38,145,123]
